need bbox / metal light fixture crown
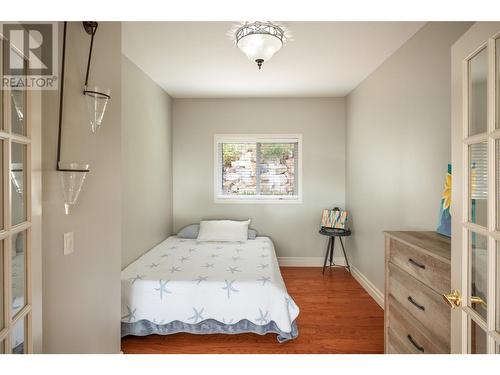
[235,21,286,70]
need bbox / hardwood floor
[121,267,384,354]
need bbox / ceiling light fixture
[56,21,110,215]
[234,21,287,70]
[57,22,90,215]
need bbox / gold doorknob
[443,290,462,308]
[471,296,487,307]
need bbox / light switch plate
[64,232,74,255]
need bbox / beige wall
[121,55,173,268]
[172,98,345,258]
[345,22,472,293]
[42,22,122,353]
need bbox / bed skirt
[121,318,299,343]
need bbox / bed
[121,235,299,342]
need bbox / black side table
[319,227,352,275]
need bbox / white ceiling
[122,22,425,98]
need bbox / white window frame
[214,134,302,204]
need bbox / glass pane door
[469,48,488,136]
[469,232,488,320]
[469,318,488,354]
[0,40,32,354]
[496,36,500,344]
[464,45,490,352]
[496,37,500,129]
[496,242,500,333]
[10,89,26,136]
[0,241,3,333]
[11,232,26,318]
[461,32,500,354]
[469,141,488,226]
[11,143,26,225]
[11,317,25,354]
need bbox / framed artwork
[437,164,451,237]
[321,209,348,229]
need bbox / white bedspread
[121,236,299,335]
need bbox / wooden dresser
[384,231,451,354]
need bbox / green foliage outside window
[260,143,294,162]
[222,144,240,167]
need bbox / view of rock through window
[221,142,297,196]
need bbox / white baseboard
[278,256,384,309]
[350,265,384,309]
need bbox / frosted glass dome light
[235,22,286,70]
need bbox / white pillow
[197,220,251,242]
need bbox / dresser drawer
[387,329,412,354]
[388,263,450,348]
[388,296,449,354]
[389,238,450,294]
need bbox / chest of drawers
[384,231,451,354]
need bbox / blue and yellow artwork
[437,164,451,237]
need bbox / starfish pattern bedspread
[121,236,300,341]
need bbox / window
[214,135,302,203]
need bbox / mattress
[121,236,299,342]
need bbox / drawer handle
[408,296,425,311]
[407,334,425,353]
[408,258,426,270]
